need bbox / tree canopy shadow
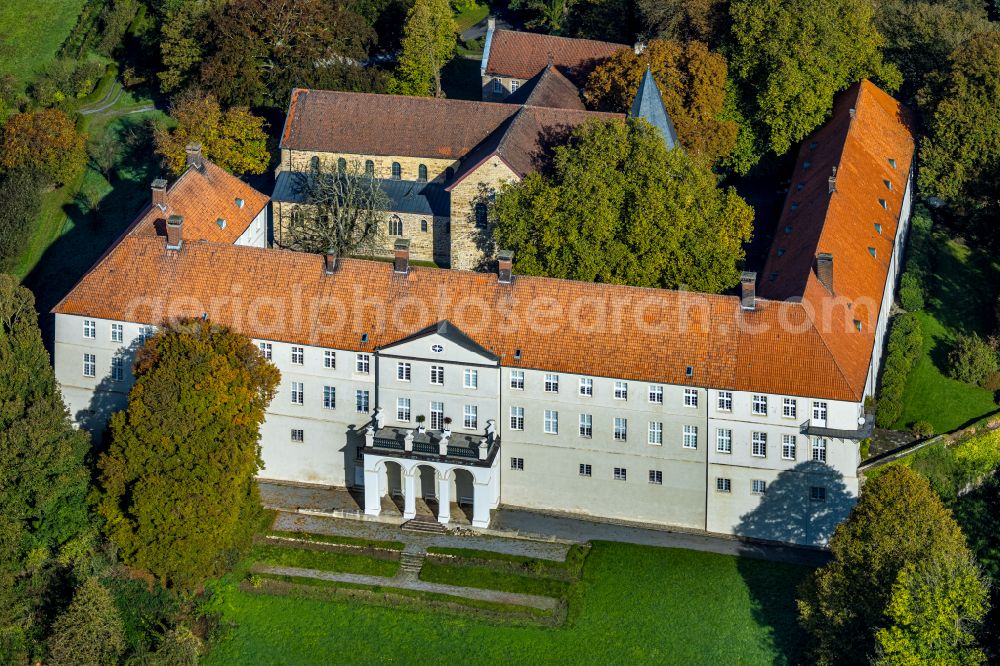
[78,337,143,451]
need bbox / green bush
[898,272,924,311]
[876,313,924,428]
[910,420,934,438]
[860,438,872,460]
[947,333,998,386]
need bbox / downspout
[704,386,710,532]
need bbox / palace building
[53,79,914,547]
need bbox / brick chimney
[166,215,183,250]
[186,143,204,170]
[323,249,338,274]
[151,178,168,211]
[816,252,834,293]
[740,271,756,310]
[393,238,410,275]
[497,250,513,284]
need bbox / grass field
[250,543,400,577]
[0,0,87,85]
[453,2,489,33]
[206,542,810,665]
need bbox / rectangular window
[579,463,592,477]
[579,413,593,437]
[111,323,123,343]
[812,401,828,421]
[492,77,501,93]
[752,394,768,415]
[716,478,731,493]
[812,437,827,462]
[544,409,558,434]
[614,381,628,400]
[579,377,593,396]
[510,406,524,430]
[463,404,478,430]
[544,373,559,392]
[291,346,304,365]
[463,368,478,389]
[138,325,155,343]
[430,365,444,385]
[259,342,272,360]
[648,384,664,403]
[397,398,411,422]
[397,362,411,381]
[751,432,767,457]
[323,386,336,409]
[649,470,663,485]
[782,434,797,460]
[83,353,96,377]
[716,428,732,453]
[111,356,124,381]
[83,319,96,339]
[717,391,733,411]
[510,457,524,471]
[751,479,767,495]
[782,398,797,418]
[683,424,698,449]
[684,388,698,408]
[810,486,827,502]
[290,381,304,405]
[510,80,519,92]
[613,417,627,441]
[510,370,524,390]
[291,429,304,443]
[430,401,444,430]
[324,350,336,369]
[648,421,663,445]
[355,390,369,413]
[613,467,627,481]
[355,353,370,374]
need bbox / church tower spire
[629,67,680,151]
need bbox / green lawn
[250,543,400,577]
[420,559,571,598]
[206,542,810,665]
[453,2,488,33]
[0,0,87,85]
[893,238,999,433]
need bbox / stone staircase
[401,518,449,534]
[399,551,425,575]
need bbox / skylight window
[796,182,805,191]
[888,158,897,169]
[874,223,882,234]
[784,225,793,234]
[235,198,245,209]
[791,202,799,210]
[216,218,226,229]
[884,179,892,191]
[854,320,862,331]
[868,247,877,258]
[879,199,888,209]
[803,160,812,169]
[777,248,785,257]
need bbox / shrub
[876,313,923,428]
[911,420,934,439]
[0,169,42,269]
[860,438,872,460]
[898,272,924,311]
[947,333,998,386]
[46,577,126,666]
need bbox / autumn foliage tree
[492,118,754,293]
[95,318,279,591]
[585,39,738,164]
[0,108,86,186]
[154,92,270,175]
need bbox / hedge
[896,205,935,312]
[875,312,924,427]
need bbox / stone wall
[448,157,520,270]
[279,149,460,184]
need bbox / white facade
[234,205,269,248]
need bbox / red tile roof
[128,160,269,244]
[484,29,627,82]
[504,65,586,110]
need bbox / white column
[437,470,452,525]
[402,468,417,520]
[471,481,490,528]
[363,467,381,517]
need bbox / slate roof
[483,29,627,83]
[128,160,269,244]
[272,171,450,218]
[630,68,679,150]
[504,65,586,110]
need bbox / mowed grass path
[0,0,86,83]
[206,542,809,665]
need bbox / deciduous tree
[510,0,574,34]
[585,39,738,164]
[388,0,456,97]
[154,92,269,175]
[492,118,754,292]
[158,0,216,94]
[0,109,86,186]
[637,0,727,46]
[46,577,126,666]
[729,0,900,155]
[95,318,279,591]
[0,170,41,269]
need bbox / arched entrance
[454,468,475,524]
[415,464,439,519]
[384,460,404,515]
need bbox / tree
[874,554,989,666]
[0,276,91,648]
[729,0,900,155]
[154,92,269,175]
[510,0,574,33]
[0,170,41,269]
[200,0,376,108]
[95,0,140,56]
[637,0,727,46]
[88,131,123,181]
[95,318,279,591]
[0,109,86,186]
[492,118,754,292]
[286,161,390,256]
[798,466,975,664]
[388,0,456,97]
[158,0,215,94]
[585,39,738,164]
[918,32,1000,220]
[46,577,126,666]
[947,333,998,387]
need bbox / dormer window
[791,202,799,210]
[854,319,862,331]
[884,179,892,191]
[777,248,785,257]
[803,160,812,169]
[216,218,226,229]
[235,198,244,209]
[784,225,793,234]
[879,199,888,209]
[868,247,876,258]
[888,158,897,169]
[874,222,882,234]
[796,182,805,191]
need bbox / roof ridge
[493,27,628,48]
